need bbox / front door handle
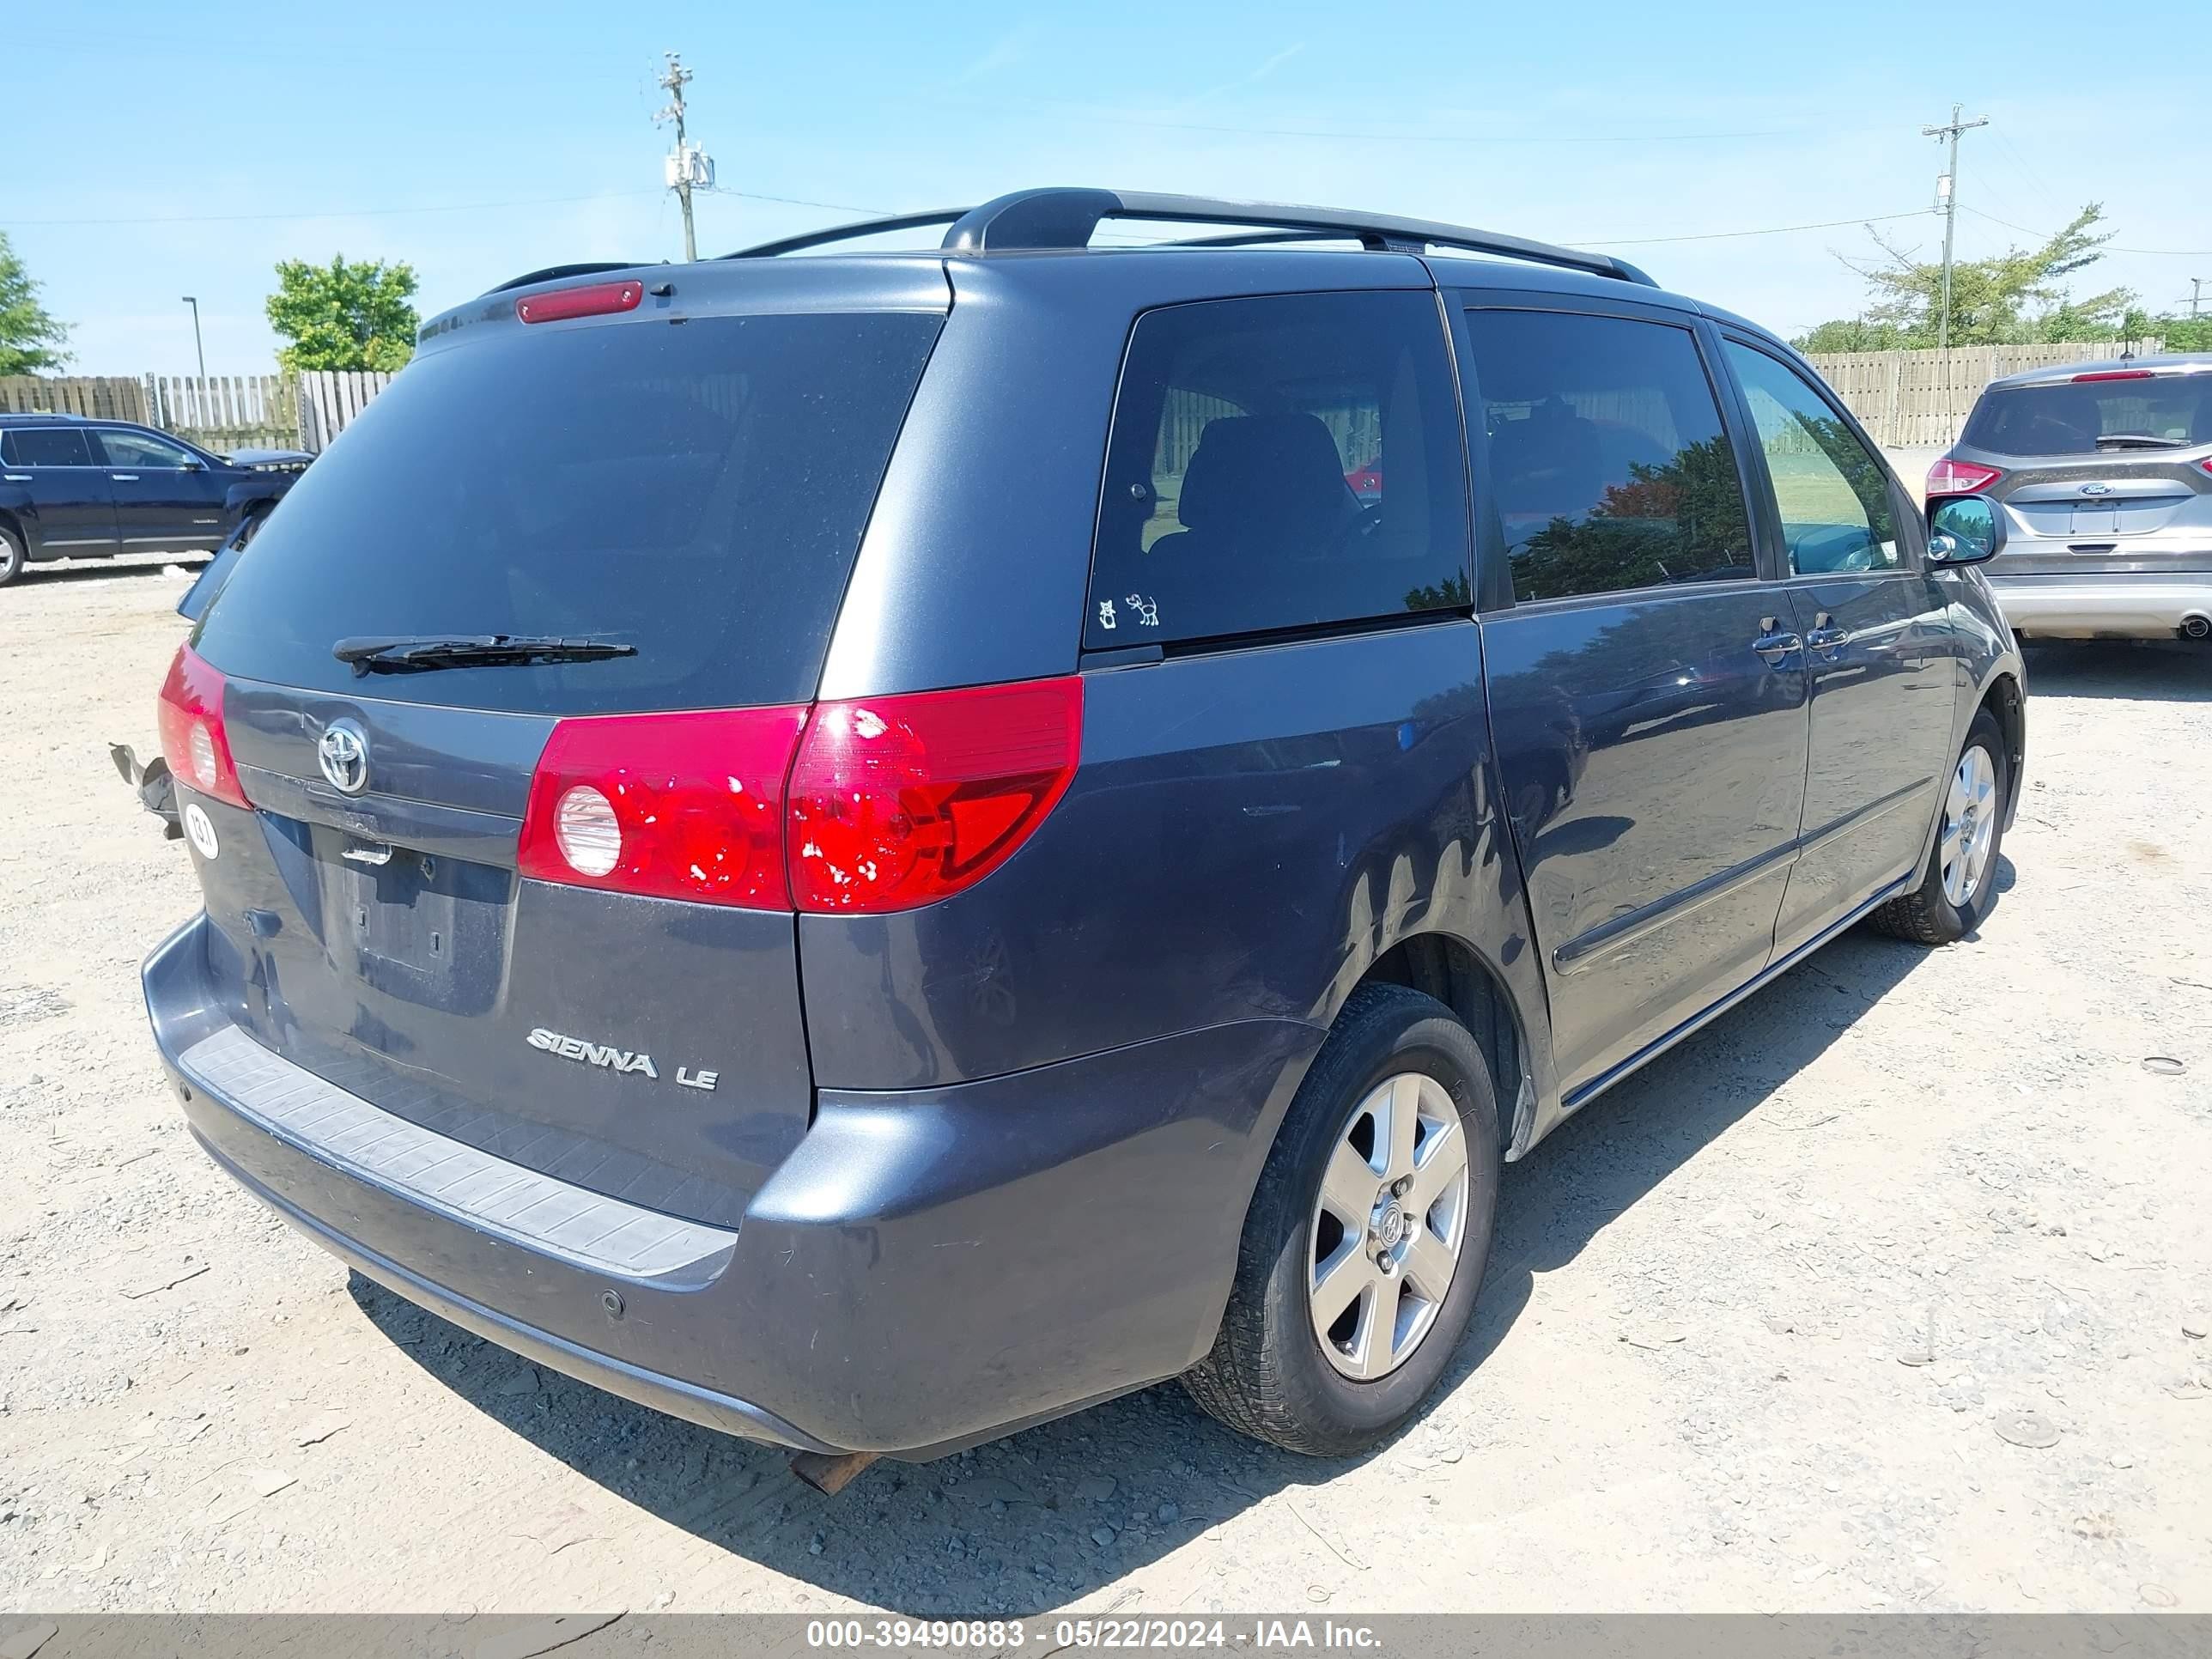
[110,472,140,482]
[1753,617,1802,665]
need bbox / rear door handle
[1753,617,1802,665]
[1804,612,1846,659]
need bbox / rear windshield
[1961,376,2212,457]
[192,310,941,714]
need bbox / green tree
[1794,205,2136,350]
[2154,314,2212,353]
[0,232,72,374]
[264,255,419,372]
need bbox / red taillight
[787,678,1083,914]
[515,677,1083,915]
[156,645,248,809]
[1928,457,2003,497]
[2071,368,2153,383]
[2199,458,2212,478]
[514,280,643,325]
[517,705,810,908]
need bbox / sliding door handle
[1753,617,1802,665]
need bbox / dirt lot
[3,557,2209,1618]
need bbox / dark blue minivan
[143,190,2026,1463]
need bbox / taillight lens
[787,678,1083,914]
[1928,457,2002,497]
[156,645,248,809]
[517,705,809,908]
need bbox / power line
[969,103,1894,148]
[1955,204,2212,258]
[7,185,880,230]
[1571,210,1926,246]
[6,190,661,228]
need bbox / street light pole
[180,296,206,380]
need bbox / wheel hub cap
[1939,744,1999,908]
[1370,1199,1407,1249]
[1308,1071,1472,1380]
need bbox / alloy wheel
[1939,744,1999,908]
[1308,1071,1471,1380]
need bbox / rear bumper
[145,915,1321,1456]
[1985,572,2212,638]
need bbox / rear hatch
[1956,366,2212,575]
[176,270,945,1226]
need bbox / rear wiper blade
[2093,432,2191,449]
[333,634,638,674]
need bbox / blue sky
[12,2,2209,374]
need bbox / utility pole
[2193,277,2206,319]
[655,52,713,264]
[180,295,206,379]
[1923,104,1989,354]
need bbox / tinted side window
[1462,310,1753,604]
[3,428,94,467]
[1723,343,1899,575]
[96,429,197,469]
[1086,291,1469,648]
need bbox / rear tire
[1182,984,1500,1456]
[1869,708,2009,945]
[0,525,25,586]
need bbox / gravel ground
[3,556,2209,1617]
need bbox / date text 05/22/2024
[804,1619,1386,1650]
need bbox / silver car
[1930,354,2212,640]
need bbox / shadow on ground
[2023,639,2212,702]
[356,924,1936,1613]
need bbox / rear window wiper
[333,634,639,674]
[2093,432,2192,449]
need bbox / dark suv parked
[142,190,2026,1462]
[0,413,299,586]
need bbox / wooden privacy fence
[0,371,395,454]
[1804,341,2167,449]
[147,375,299,453]
[0,375,152,424]
[0,341,2179,464]
[298,371,392,452]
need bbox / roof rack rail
[483,261,651,296]
[722,187,1655,286]
[724,210,970,261]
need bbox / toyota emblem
[317,720,370,795]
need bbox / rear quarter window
[1085,290,1470,648]
[191,310,942,714]
[3,428,94,466]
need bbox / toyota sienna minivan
[143,189,2027,1464]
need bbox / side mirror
[179,457,205,471]
[1927,495,2004,567]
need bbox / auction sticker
[183,802,219,860]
